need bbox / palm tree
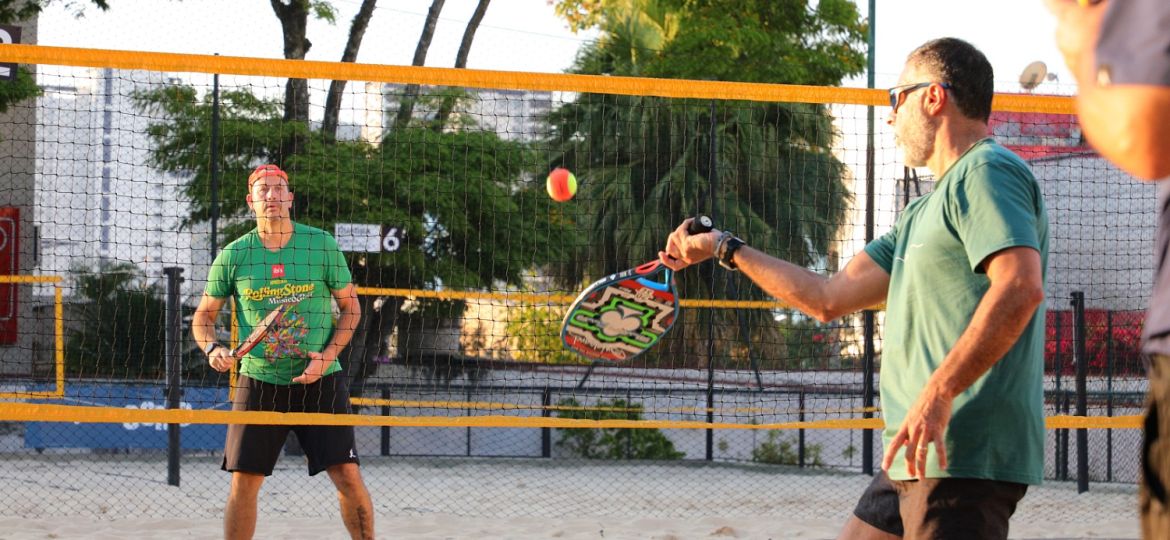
[544,0,864,369]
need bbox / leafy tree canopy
[133,85,573,294]
[544,0,867,368]
[0,0,109,23]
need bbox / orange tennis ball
[546,167,577,202]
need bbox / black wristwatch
[204,342,223,356]
[718,235,746,271]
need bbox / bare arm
[293,282,362,384]
[192,293,233,372]
[659,218,890,322]
[1076,85,1170,180]
[883,246,1045,478]
[1049,0,1170,180]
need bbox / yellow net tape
[0,44,1072,113]
[0,403,1141,431]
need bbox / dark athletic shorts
[222,373,360,476]
[1141,354,1170,538]
[853,470,1027,539]
[853,471,904,536]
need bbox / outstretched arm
[659,218,889,323]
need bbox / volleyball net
[0,44,1152,520]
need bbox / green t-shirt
[864,139,1048,485]
[205,222,353,385]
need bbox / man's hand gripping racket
[560,216,714,362]
[232,303,291,360]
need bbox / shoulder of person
[220,228,260,253]
[293,221,333,237]
[292,222,343,250]
[953,139,1036,186]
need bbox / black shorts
[222,373,360,477]
[853,471,904,536]
[1142,354,1170,538]
[853,470,1027,539]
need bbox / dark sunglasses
[888,82,953,112]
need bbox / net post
[541,387,552,458]
[209,63,220,257]
[163,266,185,487]
[381,385,390,456]
[798,388,806,468]
[861,0,878,478]
[1072,291,1089,493]
[1106,310,1114,482]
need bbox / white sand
[0,514,1142,539]
[0,457,1141,539]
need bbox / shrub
[555,398,684,460]
[504,305,582,364]
[751,430,823,467]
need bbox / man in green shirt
[660,38,1047,540]
[192,164,372,540]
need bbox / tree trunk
[341,294,403,404]
[271,0,312,122]
[322,0,379,142]
[271,0,312,161]
[433,0,490,132]
[393,0,446,131]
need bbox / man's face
[888,63,938,168]
[247,174,293,220]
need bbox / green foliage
[778,312,838,369]
[751,430,823,467]
[64,263,199,379]
[551,0,605,33]
[308,0,337,23]
[0,0,109,23]
[547,0,864,368]
[568,0,866,85]
[555,398,685,459]
[647,0,866,85]
[0,66,40,127]
[504,305,583,364]
[842,444,857,460]
[132,85,573,293]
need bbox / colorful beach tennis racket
[560,216,713,362]
[231,303,291,362]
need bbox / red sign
[0,207,19,344]
[989,110,1093,161]
[271,264,285,279]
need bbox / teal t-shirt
[864,139,1048,485]
[205,222,353,385]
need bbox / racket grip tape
[688,215,714,234]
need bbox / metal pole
[541,387,552,458]
[1060,391,1070,481]
[798,388,806,468]
[210,66,221,257]
[163,267,184,487]
[705,99,719,461]
[466,387,473,457]
[1072,292,1089,493]
[1106,310,1114,482]
[381,386,390,456]
[626,389,634,459]
[862,0,877,477]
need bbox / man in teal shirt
[659,38,1047,539]
[192,164,372,540]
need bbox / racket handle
[688,215,714,234]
